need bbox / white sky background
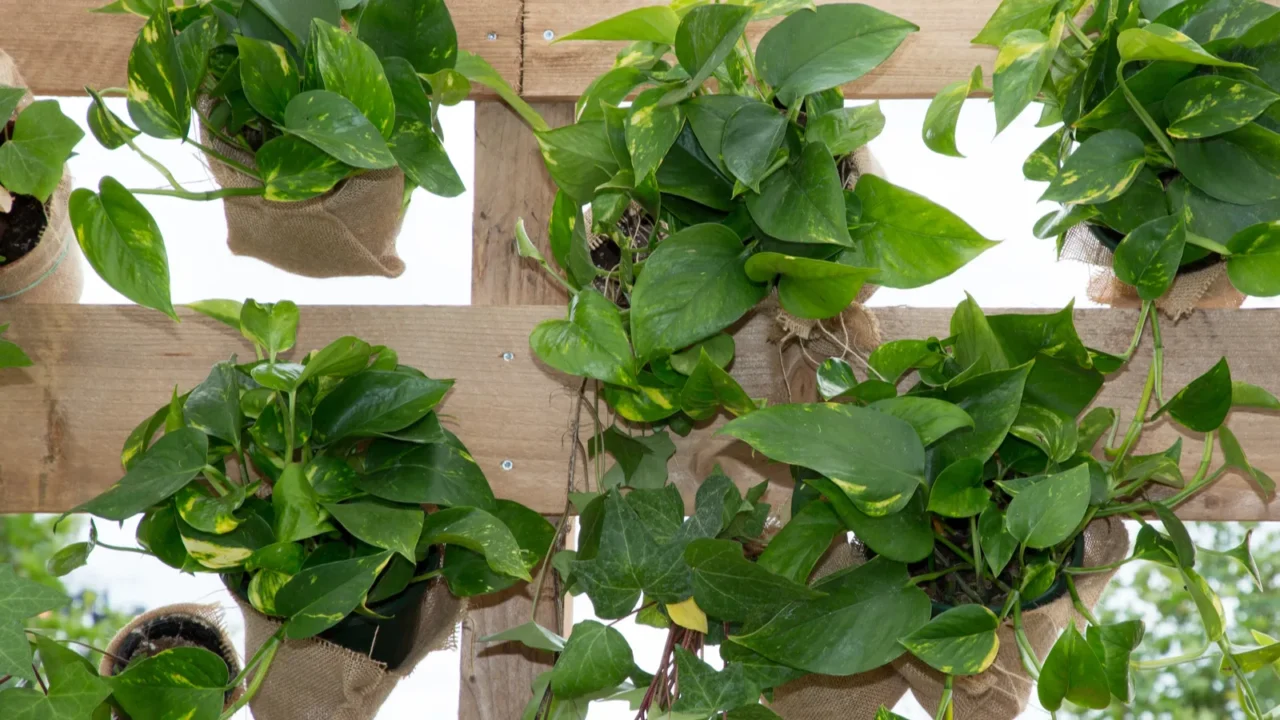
[41,94,1273,718]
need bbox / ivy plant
[496,296,1280,719]
[925,0,1280,299]
[459,0,997,430]
[50,298,550,713]
[0,87,83,214]
[75,0,466,318]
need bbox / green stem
[94,540,152,556]
[1220,636,1264,719]
[185,137,262,180]
[218,630,283,720]
[1064,14,1094,49]
[1012,600,1042,679]
[934,675,955,720]
[225,626,283,690]
[1118,302,1150,363]
[1064,557,1131,575]
[195,107,253,153]
[131,186,266,201]
[971,515,984,592]
[1066,575,1100,626]
[1132,640,1211,670]
[1185,232,1233,257]
[410,568,443,584]
[1109,355,1157,464]
[1150,309,1166,408]
[1116,62,1178,162]
[909,564,972,586]
[936,535,1012,593]
[1101,440,1220,517]
[125,136,188,193]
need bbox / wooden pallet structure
[2,2,1279,718]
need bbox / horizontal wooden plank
[1,305,1277,520]
[2,0,1001,100]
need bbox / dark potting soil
[109,612,240,704]
[0,121,49,267]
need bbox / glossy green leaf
[1005,463,1091,549]
[420,506,531,581]
[870,396,975,447]
[1153,502,1197,568]
[900,605,1000,676]
[1041,129,1147,205]
[844,175,998,289]
[272,462,334,543]
[924,66,983,157]
[1155,357,1232,432]
[127,10,190,139]
[359,441,494,508]
[670,334,736,375]
[1227,221,1280,296]
[729,557,931,675]
[867,340,941,384]
[46,541,94,578]
[928,457,989,518]
[389,118,464,197]
[531,288,637,388]
[1183,566,1226,641]
[756,4,917,106]
[236,35,301,124]
[685,94,754,176]
[322,497,422,563]
[1175,124,1280,205]
[175,483,244,535]
[85,87,139,152]
[0,564,69,684]
[239,299,298,357]
[313,370,452,443]
[626,86,684,180]
[455,50,548,133]
[816,357,858,401]
[672,647,756,715]
[757,500,842,583]
[747,142,852,247]
[558,6,680,44]
[77,427,207,521]
[630,224,764,363]
[993,25,1057,133]
[255,133,350,201]
[680,349,756,419]
[721,403,925,516]
[971,0,1059,46]
[357,0,457,75]
[667,4,754,102]
[0,101,83,203]
[807,101,885,157]
[549,620,634,699]
[1024,128,1064,182]
[184,361,242,449]
[1009,403,1078,463]
[283,90,395,169]
[246,0,340,49]
[70,179,175,319]
[480,621,567,653]
[721,101,787,190]
[589,427,676,490]
[1085,620,1145,703]
[1220,427,1276,498]
[978,503,1018,577]
[1118,23,1250,67]
[744,252,875,320]
[1038,621,1111,711]
[929,363,1032,469]
[535,120,619,204]
[1165,75,1278,139]
[109,647,227,720]
[275,550,394,638]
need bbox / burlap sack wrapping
[0,51,84,304]
[771,519,1130,719]
[100,603,243,716]
[197,96,407,278]
[232,576,466,720]
[892,517,1130,719]
[1062,223,1244,320]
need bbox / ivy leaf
[549,620,634,699]
[70,179,175,319]
[0,564,69,683]
[479,621,567,653]
[530,289,638,388]
[1086,620,1145,703]
[1038,621,1111,711]
[899,605,1000,676]
[127,10,190,139]
[1041,129,1147,205]
[0,101,83,203]
[629,224,765,364]
[844,175,998,289]
[1005,463,1091,549]
[684,539,824,622]
[756,4,917,106]
[3,649,111,719]
[729,557,931,675]
[588,427,676,490]
[924,66,983,157]
[275,550,394,638]
[671,647,756,715]
[1154,357,1232,432]
[928,457,989,519]
[721,403,926,517]
[76,427,208,521]
[109,647,227,720]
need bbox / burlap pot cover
[0,52,84,304]
[232,575,465,720]
[197,97,407,279]
[100,603,243,717]
[771,519,1130,719]
[1062,222,1244,320]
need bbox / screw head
[543,29,555,41]
[501,460,514,471]
[487,31,498,41]
[502,351,515,361]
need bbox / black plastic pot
[930,535,1087,617]
[227,548,441,671]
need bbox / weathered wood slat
[1,0,1005,100]
[1,305,1277,520]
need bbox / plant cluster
[925,0,1280,300]
[40,299,549,713]
[462,0,998,431]
[0,322,30,369]
[0,86,83,240]
[73,0,466,317]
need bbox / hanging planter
[72,0,469,318]
[924,0,1280,320]
[0,51,85,305]
[50,299,550,720]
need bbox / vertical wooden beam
[470,101,576,306]
[461,100,578,719]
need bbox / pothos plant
[46,298,550,715]
[0,322,31,369]
[462,0,997,428]
[74,0,466,318]
[0,86,83,235]
[1,561,243,720]
[924,0,1280,300]
[497,295,1280,719]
